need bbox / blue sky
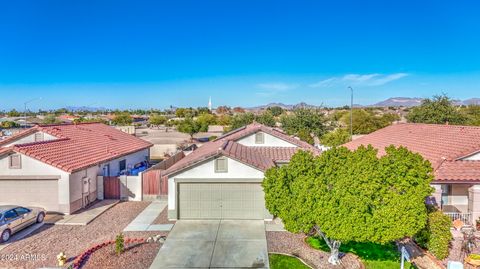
[1,1,479,110]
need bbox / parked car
[0,205,45,242]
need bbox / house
[0,123,152,214]
[343,123,480,224]
[162,123,320,220]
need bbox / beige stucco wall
[236,132,298,147]
[1,131,57,147]
[0,153,70,213]
[69,166,99,212]
[168,156,264,212]
[463,152,480,161]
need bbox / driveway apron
[150,220,269,268]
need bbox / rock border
[72,237,147,269]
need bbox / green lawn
[269,253,310,269]
[306,237,415,269]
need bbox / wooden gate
[104,176,121,199]
[142,170,168,196]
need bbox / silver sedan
[0,205,46,242]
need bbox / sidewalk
[124,200,173,232]
[48,199,119,226]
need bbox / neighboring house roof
[164,123,319,176]
[343,123,480,182]
[1,123,153,173]
[0,128,38,147]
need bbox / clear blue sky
[1,0,479,110]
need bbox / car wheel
[36,212,45,223]
[1,229,11,242]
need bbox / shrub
[209,136,217,141]
[414,210,452,259]
[115,233,125,255]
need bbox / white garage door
[178,183,265,219]
[0,179,59,211]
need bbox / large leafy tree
[280,108,328,142]
[229,112,255,130]
[340,109,399,134]
[112,113,133,125]
[320,128,351,146]
[461,105,480,126]
[267,106,284,117]
[149,114,167,127]
[177,117,202,140]
[255,111,276,127]
[407,95,466,124]
[263,146,433,264]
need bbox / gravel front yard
[152,207,175,225]
[267,231,362,269]
[0,201,160,269]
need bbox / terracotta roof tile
[8,123,152,172]
[164,123,319,176]
[343,123,480,182]
[435,160,480,182]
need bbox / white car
[0,205,45,242]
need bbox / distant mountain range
[371,97,480,107]
[65,106,108,112]
[249,102,320,110]
[249,97,480,110]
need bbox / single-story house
[0,123,152,214]
[162,123,320,220]
[344,123,480,224]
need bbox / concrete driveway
[150,220,269,268]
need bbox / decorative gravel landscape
[0,201,153,269]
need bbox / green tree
[230,112,255,130]
[320,128,351,146]
[196,113,217,132]
[263,146,433,264]
[296,129,314,145]
[407,95,467,124]
[255,111,276,127]
[7,109,21,117]
[42,115,60,124]
[266,106,284,117]
[149,114,167,126]
[177,117,202,140]
[112,113,133,125]
[414,210,452,259]
[461,105,480,126]
[341,109,399,134]
[280,108,327,143]
[0,121,20,128]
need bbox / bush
[414,210,452,259]
[115,233,125,255]
[208,136,217,141]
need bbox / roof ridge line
[14,137,71,148]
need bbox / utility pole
[348,86,353,139]
[23,98,42,128]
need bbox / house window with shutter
[9,154,21,169]
[255,132,264,144]
[119,160,126,172]
[214,157,228,173]
[34,132,44,142]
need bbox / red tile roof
[164,123,319,176]
[435,160,480,182]
[343,123,480,182]
[3,123,152,172]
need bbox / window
[9,154,21,169]
[34,132,44,142]
[255,132,264,144]
[119,160,126,172]
[4,210,18,221]
[14,207,31,216]
[215,157,228,173]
